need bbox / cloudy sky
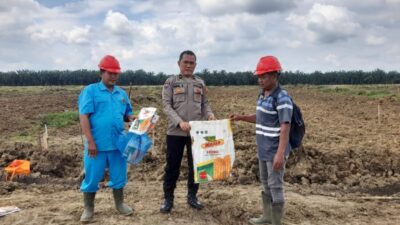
[1,0,399,74]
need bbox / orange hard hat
[98,55,121,73]
[254,56,282,76]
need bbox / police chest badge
[173,87,185,94]
[194,87,203,102]
[121,98,126,104]
[164,80,171,89]
[194,87,203,94]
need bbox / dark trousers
[163,135,199,200]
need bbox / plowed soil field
[1,85,399,225]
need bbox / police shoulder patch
[164,79,171,88]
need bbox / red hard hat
[254,56,282,76]
[98,55,121,73]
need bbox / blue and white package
[117,132,153,165]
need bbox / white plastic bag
[189,119,235,183]
[129,107,159,135]
[0,206,20,217]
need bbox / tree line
[0,69,399,86]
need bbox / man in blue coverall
[78,55,135,222]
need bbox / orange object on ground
[4,160,30,181]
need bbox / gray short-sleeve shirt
[256,85,293,161]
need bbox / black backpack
[271,87,305,149]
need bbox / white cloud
[0,0,399,73]
[26,25,62,41]
[196,0,295,16]
[104,10,135,35]
[57,0,125,18]
[129,1,153,14]
[0,0,42,31]
[287,40,302,48]
[53,57,66,66]
[287,3,360,43]
[26,24,91,44]
[312,0,400,27]
[366,35,386,46]
[65,25,91,44]
[120,49,135,61]
[324,53,339,66]
[386,0,400,4]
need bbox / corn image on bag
[189,119,235,183]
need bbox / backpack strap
[270,86,283,110]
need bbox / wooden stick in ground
[378,103,381,126]
[377,103,382,147]
[41,124,48,150]
[37,131,42,151]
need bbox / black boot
[160,198,174,213]
[187,195,204,210]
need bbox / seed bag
[189,119,235,183]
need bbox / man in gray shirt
[230,56,292,225]
[160,50,215,213]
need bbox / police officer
[78,55,134,222]
[160,50,215,213]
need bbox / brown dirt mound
[1,142,81,179]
